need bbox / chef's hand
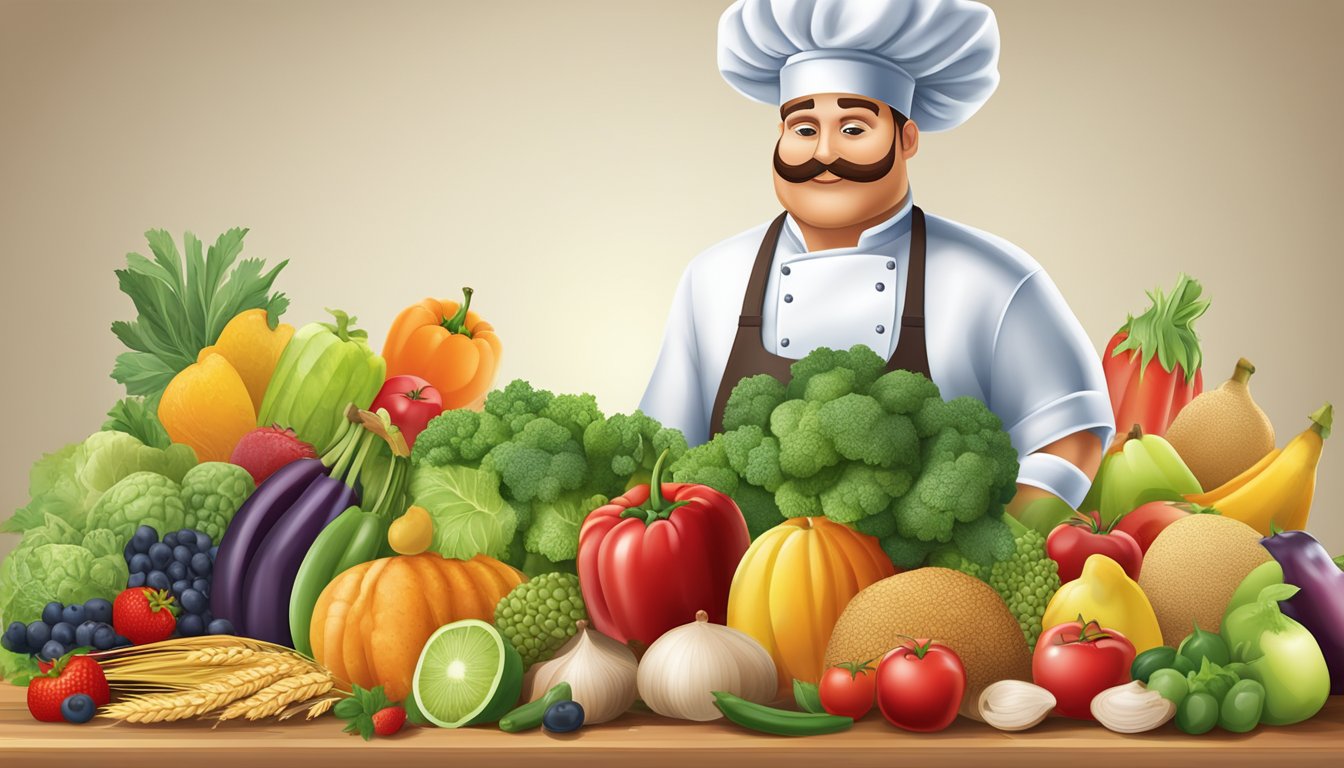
[1006,431,1103,530]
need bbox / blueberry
[147,571,171,591]
[192,578,210,594]
[75,620,100,648]
[209,546,219,560]
[51,622,76,646]
[92,624,117,651]
[61,693,96,724]
[206,618,234,636]
[177,613,204,637]
[542,700,584,733]
[190,552,213,577]
[129,553,153,575]
[172,579,191,597]
[134,525,159,550]
[112,634,132,649]
[127,572,147,588]
[40,640,66,662]
[167,561,188,581]
[123,541,137,563]
[149,542,172,569]
[173,545,193,565]
[26,621,51,650]
[61,604,86,625]
[163,532,180,548]
[84,598,113,624]
[42,602,63,626]
[195,532,212,552]
[199,610,213,625]
[2,622,29,653]
[180,589,207,615]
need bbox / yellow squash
[1185,404,1332,534]
[727,517,894,692]
[1043,554,1163,653]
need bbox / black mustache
[773,138,897,183]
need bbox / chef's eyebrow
[837,98,880,115]
[780,99,815,119]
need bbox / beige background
[1,0,1340,562]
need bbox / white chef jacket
[639,195,1116,508]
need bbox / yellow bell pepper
[1042,554,1163,653]
[197,308,295,414]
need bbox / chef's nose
[813,127,839,164]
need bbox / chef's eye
[792,125,818,137]
[841,122,866,136]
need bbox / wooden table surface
[0,683,1340,767]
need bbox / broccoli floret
[525,493,608,563]
[816,393,921,467]
[987,519,1061,650]
[412,409,512,469]
[583,411,689,491]
[178,462,254,541]
[819,464,911,523]
[670,436,784,538]
[785,345,885,401]
[84,471,186,541]
[485,419,589,503]
[721,374,787,431]
[541,393,604,443]
[484,379,555,434]
[494,573,588,668]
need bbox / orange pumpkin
[382,288,502,411]
[310,552,523,701]
[727,517,895,692]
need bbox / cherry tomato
[819,660,878,719]
[1113,501,1203,554]
[1046,512,1143,583]
[875,639,966,732]
[370,374,443,448]
[1033,617,1136,720]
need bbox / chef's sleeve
[989,270,1116,507]
[639,267,710,447]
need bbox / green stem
[321,419,361,469]
[440,287,475,337]
[320,308,368,343]
[369,459,410,520]
[1309,403,1333,440]
[1231,358,1255,386]
[618,448,689,525]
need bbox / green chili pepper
[1130,646,1177,683]
[499,683,572,733]
[1218,678,1265,734]
[1176,692,1219,735]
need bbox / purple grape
[190,553,212,577]
[163,532,180,548]
[147,571,171,591]
[192,578,210,593]
[209,546,218,560]
[167,561,188,581]
[180,589,207,615]
[206,618,234,636]
[84,599,113,624]
[133,525,158,553]
[41,602,63,626]
[123,541,137,563]
[2,622,28,653]
[129,553,152,575]
[26,621,51,650]
[173,545,192,565]
[112,634,131,648]
[194,532,212,552]
[127,572,147,588]
[177,614,204,637]
[172,579,191,597]
[149,542,172,569]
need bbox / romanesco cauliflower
[494,572,588,667]
[178,462,254,541]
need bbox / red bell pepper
[577,450,750,647]
[1104,274,1208,439]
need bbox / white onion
[636,610,777,721]
[1091,681,1176,733]
[978,680,1056,731]
[528,621,638,725]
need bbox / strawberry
[371,705,407,736]
[335,685,407,739]
[230,426,318,485]
[113,588,178,645]
[27,653,110,723]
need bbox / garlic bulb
[978,680,1056,731]
[636,610,777,721]
[1091,681,1176,733]
[527,621,638,725]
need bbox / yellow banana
[1186,404,1332,534]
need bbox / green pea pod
[1219,679,1265,733]
[712,692,852,737]
[1176,692,1219,735]
[499,683,572,733]
[1178,621,1230,668]
[1130,646,1177,683]
[793,679,824,714]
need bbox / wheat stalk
[101,661,295,723]
[185,647,270,666]
[218,672,334,722]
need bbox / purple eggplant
[212,458,327,627]
[1261,530,1344,695]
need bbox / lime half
[413,619,523,728]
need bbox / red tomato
[370,375,443,449]
[1033,618,1136,720]
[875,639,966,732]
[1113,501,1201,554]
[819,661,878,719]
[1046,512,1143,583]
[578,451,750,646]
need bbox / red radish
[1104,274,1208,438]
[230,426,317,485]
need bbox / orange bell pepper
[382,288,502,410]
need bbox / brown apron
[708,206,931,436]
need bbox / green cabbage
[84,471,187,542]
[409,464,518,562]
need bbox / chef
[640,0,1115,513]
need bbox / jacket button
[784,294,793,303]
[780,338,790,348]
[781,266,791,276]
[875,282,885,292]
[886,260,895,270]
[876,324,886,334]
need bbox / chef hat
[718,0,1000,132]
